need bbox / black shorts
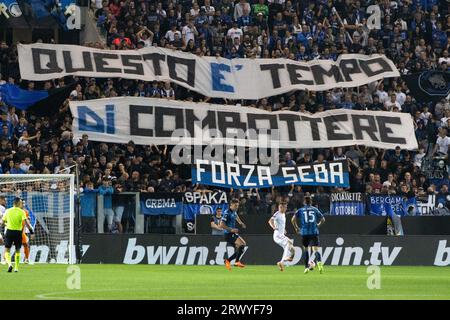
[4,230,22,250]
[302,235,319,248]
[225,233,240,246]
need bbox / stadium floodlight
[0,174,76,264]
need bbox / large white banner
[19,43,400,100]
[69,97,418,150]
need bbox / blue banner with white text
[183,191,229,221]
[369,195,417,217]
[140,192,183,216]
[192,160,349,189]
[330,192,365,216]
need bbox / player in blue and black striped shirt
[220,199,247,270]
[292,195,325,274]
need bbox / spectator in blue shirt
[99,177,114,232]
[237,8,252,29]
[14,117,28,141]
[0,125,12,141]
[296,26,311,48]
[195,8,209,28]
[338,94,355,110]
[10,162,25,174]
[0,114,13,139]
[80,181,98,233]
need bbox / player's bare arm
[236,215,246,229]
[268,217,276,231]
[210,221,222,231]
[317,217,326,228]
[24,219,34,234]
[291,215,299,233]
[219,221,238,233]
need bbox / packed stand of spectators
[0,0,449,222]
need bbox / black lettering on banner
[352,115,379,141]
[121,55,144,75]
[286,64,314,85]
[217,111,247,136]
[202,110,217,130]
[247,114,279,133]
[185,109,201,137]
[167,56,196,87]
[142,53,165,75]
[300,116,322,141]
[376,116,406,144]
[185,110,218,137]
[324,114,353,140]
[154,107,185,137]
[130,105,153,136]
[260,64,285,89]
[31,48,62,74]
[63,51,93,73]
[278,114,300,141]
[93,53,121,73]
[359,57,393,77]
[310,64,343,85]
[339,59,362,82]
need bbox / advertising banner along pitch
[18,43,400,100]
[69,97,418,150]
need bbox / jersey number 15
[303,211,315,223]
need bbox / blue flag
[369,195,417,216]
[0,82,77,116]
[0,84,49,110]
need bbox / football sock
[303,249,309,268]
[5,252,11,266]
[235,246,245,262]
[14,253,20,271]
[228,251,237,262]
[315,251,322,263]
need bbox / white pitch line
[35,289,450,300]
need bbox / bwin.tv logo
[78,105,116,134]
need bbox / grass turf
[0,264,449,300]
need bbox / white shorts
[273,232,292,248]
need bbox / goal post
[0,174,76,264]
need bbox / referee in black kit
[1,197,34,273]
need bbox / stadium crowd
[0,0,449,228]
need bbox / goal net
[0,174,75,264]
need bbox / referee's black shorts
[4,230,23,250]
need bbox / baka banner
[18,43,400,100]
[330,192,365,215]
[192,160,349,189]
[183,191,229,221]
[140,192,183,216]
[368,195,417,217]
[69,97,418,150]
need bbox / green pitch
[1,264,449,300]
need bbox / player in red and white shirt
[268,201,295,271]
